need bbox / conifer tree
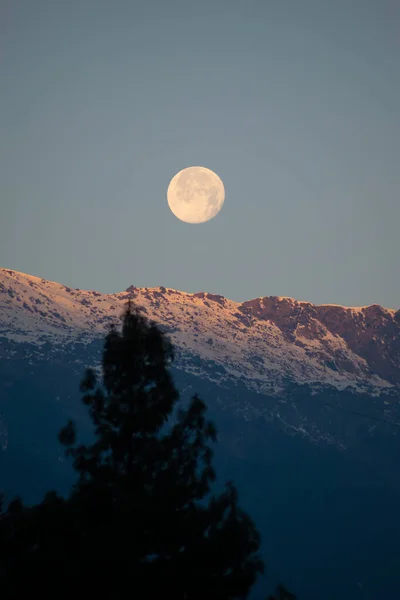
[0,302,265,599]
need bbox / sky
[1,0,399,308]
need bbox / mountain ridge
[1,267,399,397]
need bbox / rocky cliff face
[240,296,400,386]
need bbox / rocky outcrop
[238,296,399,385]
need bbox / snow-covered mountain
[0,267,398,397]
[1,268,400,600]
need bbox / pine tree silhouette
[0,301,266,599]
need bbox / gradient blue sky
[1,0,399,307]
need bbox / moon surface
[167,166,225,224]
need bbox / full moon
[167,166,225,224]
